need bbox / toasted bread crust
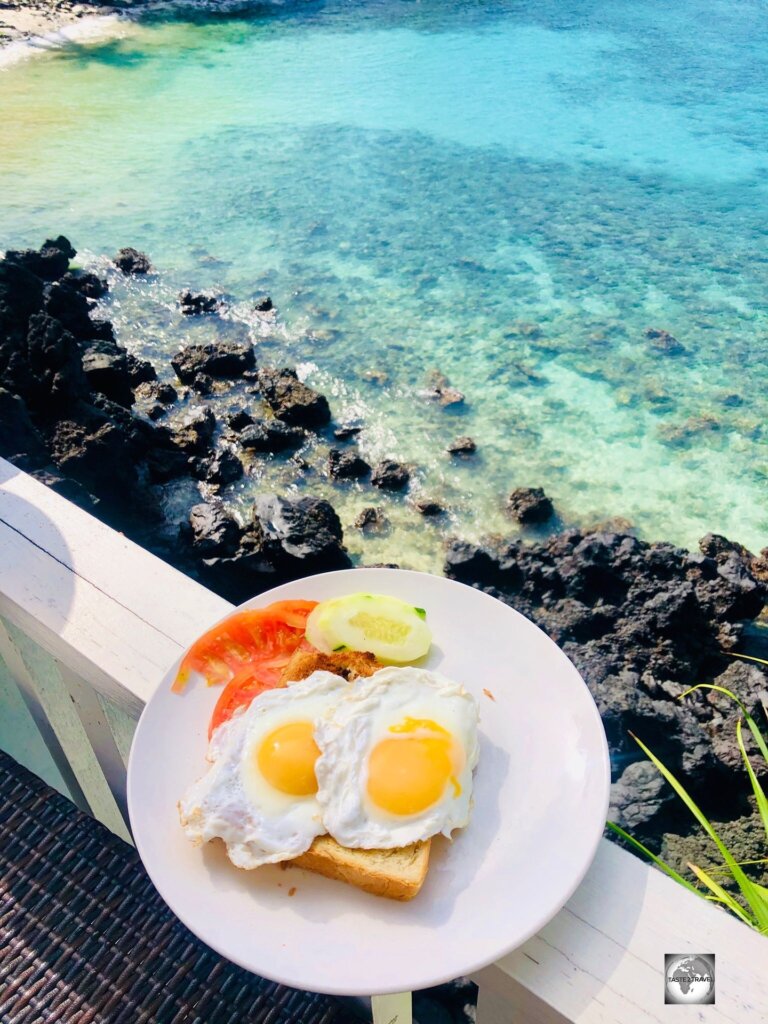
[279,649,382,686]
[292,835,431,901]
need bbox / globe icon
[665,955,715,1004]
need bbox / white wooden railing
[0,456,765,1024]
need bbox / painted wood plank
[472,838,767,1024]
[100,693,138,768]
[61,663,133,832]
[0,643,76,800]
[0,618,130,840]
[0,457,231,710]
[371,992,412,1024]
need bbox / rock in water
[172,341,256,382]
[645,327,687,356]
[178,291,222,315]
[506,487,554,524]
[61,270,108,298]
[227,407,255,431]
[185,501,242,557]
[238,419,305,452]
[354,506,389,532]
[371,459,410,490]
[169,406,216,454]
[4,236,76,281]
[113,248,152,275]
[256,367,331,427]
[328,448,370,479]
[447,436,477,455]
[192,448,244,487]
[253,494,351,568]
[414,498,445,516]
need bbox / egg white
[178,671,349,868]
[315,666,480,849]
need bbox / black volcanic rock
[334,423,363,441]
[49,416,139,504]
[646,327,686,356]
[61,270,108,298]
[608,760,673,837]
[192,448,244,487]
[506,487,554,524]
[253,295,273,312]
[126,354,157,386]
[354,506,389,532]
[172,341,255,383]
[113,248,152,275]
[447,436,476,455]
[256,367,330,428]
[414,498,445,516]
[179,291,222,315]
[444,539,504,587]
[227,407,255,432]
[252,494,351,569]
[239,419,305,452]
[185,501,242,557]
[169,406,216,454]
[371,459,410,491]
[328,448,370,479]
[22,313,89,413]
[0,388,48,469]
[43,280,98,340]
[5,236,75,281]
[81,343,134,408]
[134,379,177,419]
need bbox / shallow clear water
[1,0,766,570]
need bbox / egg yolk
[366,718,461,816]
[256,721,320,796]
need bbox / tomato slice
[172,600,317,693]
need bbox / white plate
[128,568,610,996]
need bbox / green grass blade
[629,733,768,932]
[687,862,755,928]
[731,652,768,667]
[736,719,768,843]
[605,821,703,896]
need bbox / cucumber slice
[305,594,431,663]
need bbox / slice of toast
[278,648,381,686]
[292,835,431,901]
[281,650,431,900]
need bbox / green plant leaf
[687,862,755,928]
[736,719,768,844]
[605,822,702,896]
[731,652,768,667]
[629,732,768,932]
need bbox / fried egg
[314,666,480,849]
[178,671,349,867]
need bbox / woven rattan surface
[0,751,357,1024]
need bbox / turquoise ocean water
[1,0,766,572]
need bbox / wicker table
[0,750,356,1024]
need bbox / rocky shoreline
[0,0,116,49]
[1,235,767,890]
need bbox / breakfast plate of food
[128,568,610,996]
